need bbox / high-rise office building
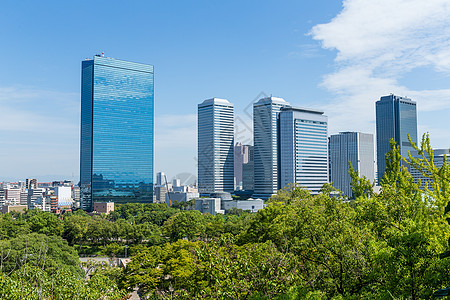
[198,98,234,194]
[253,96,290,199]
[329,132,375,197]
[279,106,329,194]
[80,55,154,211]
[234,142,252,190]
[408,148,450,189]
[242,145,254,191]
[156,172,165,186]
[376,94,417,182]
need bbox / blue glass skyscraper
[80,55,154,211]
[376,94,417,182]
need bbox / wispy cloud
[288,44,324,59]
[310,0,450,142]
[0,85,79,181]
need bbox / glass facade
[376,94,417,182]
[329,132,374,197]
[279,107,328,194]
[198,98,234,194]
[253,97,290,199]
[80,56,154,211]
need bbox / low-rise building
[1,205,27,214]
[93,202,115,214]
[194,198,224,215]
[221,198,264,213]
[165,191,199,205]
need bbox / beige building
[2,205,27,214]
[93,202,115,214]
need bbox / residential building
[279,106,329,194]
[80,55,154,211]
[329,132,375,197]
[26,178,37,189]
[198,98,234,194]
[0,189,5,207]
[54,186,73,205]
[5,188,21,206]
[154,186,167,204]
[376,94,417,182]
[27,188,46,210]
[253,96,290,199]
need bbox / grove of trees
[1,134,450,299]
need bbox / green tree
[0,233,81,276]
[162,210,206,242]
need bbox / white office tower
[279,107,329,194]
[156,172,165,186]
[172,178,181,188]
[198,98,234,194]
[253,96,290,199]
[329,132,375,197]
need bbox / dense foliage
[1,134,450,299]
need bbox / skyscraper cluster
[198,93,421,199]
[198,96,330,199]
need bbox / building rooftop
[198,98,233,107]
[254,96,290,106]
[378,94,415,104]
[281,106,324,115]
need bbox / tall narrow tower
[80,55,154,211]
[253,96,290,199]
[376,94,417,182]
[329,132,374,197]
[198,98,234,194]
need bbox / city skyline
[1,1,450,181]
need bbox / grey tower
[376,94,417,182]
[329,132,375,197]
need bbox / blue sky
[1,0,450,182]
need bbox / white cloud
[310,0,450,144]
[0,85,80,181]
[0,86,79,133]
